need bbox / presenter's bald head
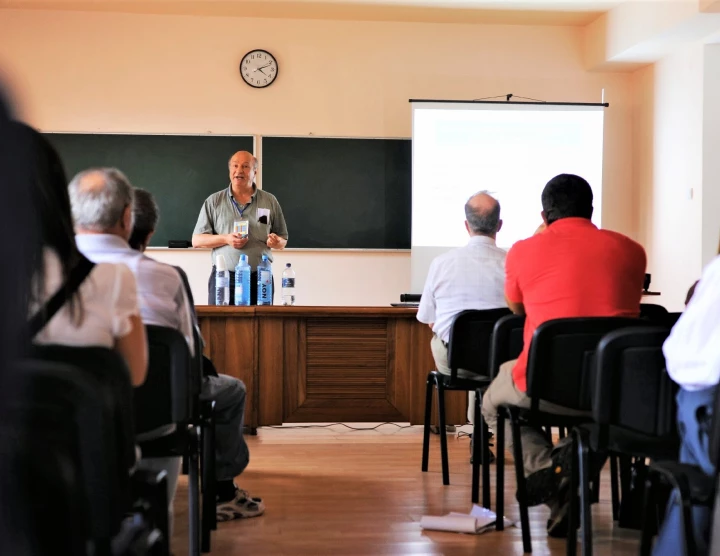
[228,151,258,191]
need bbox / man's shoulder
[204,189,228,207]
[255,188,280,205]
[137,254,183,286]
[596,228,644,250]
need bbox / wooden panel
[224,317,257,428]
[388,317,413,419]
[282,318,307,418]
[257,318,285,425]
[305,318,387,398]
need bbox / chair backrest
[489,314,526,379]
[594,327,677,440]
[663,312,683,329]
[30,344,136,476]
[710,386,720,468]
[447,308,512,379]
[640,303,669,323]
[526,317,645,412]
[5,359,121,552]
[134,325,194,435]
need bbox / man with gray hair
[69,168,196,533]
[417,191,507,426]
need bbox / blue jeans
[652,386,716,556]
[200,374,250,481]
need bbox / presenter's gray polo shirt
[193,185,288,270]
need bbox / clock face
[240,49,278,88]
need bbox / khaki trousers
[480,359,588,476]
[430,334,476,425]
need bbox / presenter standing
[192,151,288,305]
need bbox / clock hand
[257,63,272,70]
[257,67,267,75]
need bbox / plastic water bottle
[257,254,273,306]
[215,255,230,306]
[234,254,251,306]
[282,263,296,306]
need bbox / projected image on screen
[410,102,605,292]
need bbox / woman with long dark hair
[23,123,148,385]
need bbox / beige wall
[633,42,706,311]
[0,8,636,305]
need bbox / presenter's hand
[266,233,282,249]
[225,233,249,250]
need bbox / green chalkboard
[261,137,411,249]
[46,133,254,247]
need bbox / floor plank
[171,424,641,555]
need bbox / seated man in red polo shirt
[481,173,646,537]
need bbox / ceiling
[0,0,632,25]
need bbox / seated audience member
[21,125,147,386]
[481,174,646,537]
[652,252,720,555]
[417,191,507,426]
[128,188,263,521]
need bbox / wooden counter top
[195,305,419,318]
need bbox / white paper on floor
[420,505,515,534]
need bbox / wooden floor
[171,424,641,556]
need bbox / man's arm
[267,196,289,250]
[506,296,525,315]
[192,233,248,250]
[267,233,287,249]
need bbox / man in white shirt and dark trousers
[417,191,507,427]
[69,169,265,527]
[652,252,720,555]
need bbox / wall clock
[240,49,278,88]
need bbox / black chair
[640,385,720,556]
[29,346,172,555]
[135,325,201,556]
[421,308,511,485]
[663,312,683,329]
[494,317,644,553]
[3,359,166,556]
[565,327,679,556]
[471,314,525,508]
[640,303,669,323]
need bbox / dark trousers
[208,267,274,306]
[652,386,716,555]
[200,374,249,481]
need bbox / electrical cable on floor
[267,422,415,431]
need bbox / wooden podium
[196,306,467,429]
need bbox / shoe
[216,488,265,522]
[546,478,577,538]
[522,441,574,507]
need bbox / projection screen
[410,101,606,293]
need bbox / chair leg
[437,381,450,486]
[567,430,580,556]
[509,408,532,553]
[577,430,593,556]
[496,410,505,532]
[188,427,201,556]
[481,416,492,510]
[421,373,434,473]
[678,476,697,556]
[201,401,216,552]
[610,455,620,521]
[471,392,481,505]
[639,474,656,556]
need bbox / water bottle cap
[262,254,268,261]
[240,254,247,262]
[286,263,291,267]
[216,254,228,271]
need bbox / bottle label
[259,270,272,285]
[282,278,295,288]
[216,275,228,288]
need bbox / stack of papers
[420,505,514,535]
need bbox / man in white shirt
[652,253,720,555]
[69,169,264,527]
[417,191,507,425]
